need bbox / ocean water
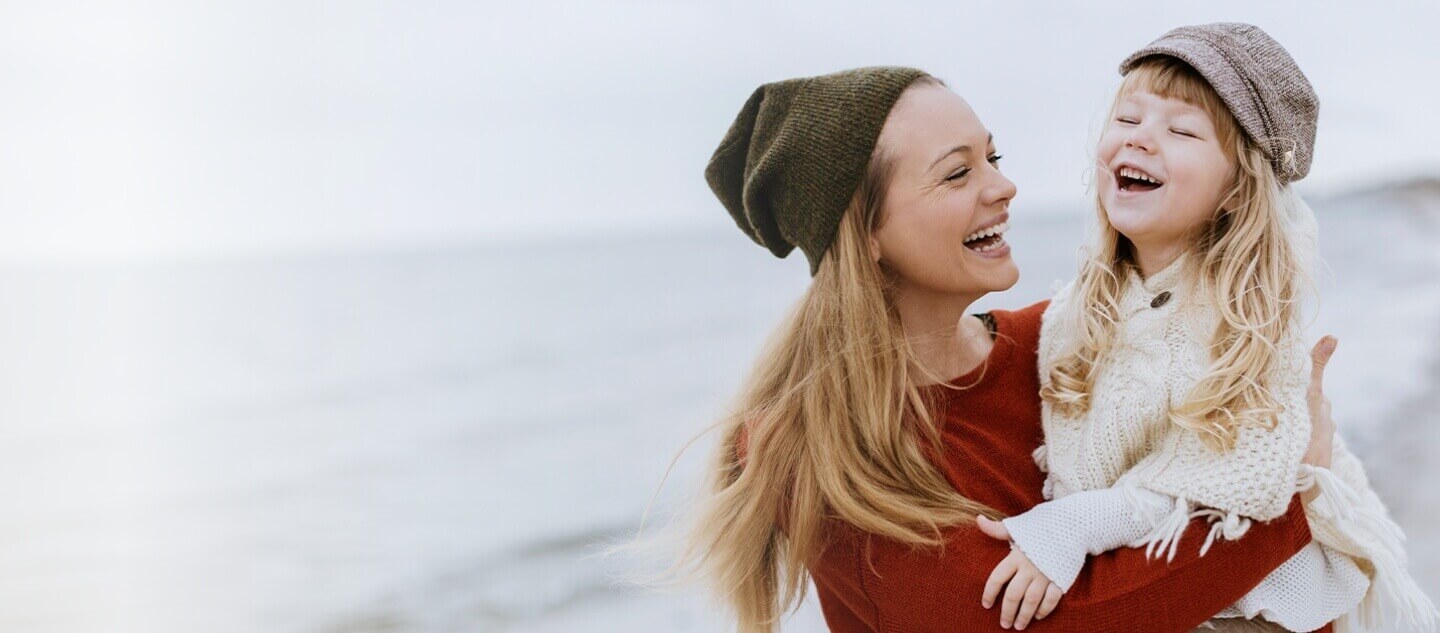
[0,182,1438,632]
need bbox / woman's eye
[945,168,972,182]
[988,154,1004,165]
[1116,117,1138,125]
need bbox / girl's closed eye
[1171,128,1198,138]
[1115,117,1139,125]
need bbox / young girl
[979,24,1438,632]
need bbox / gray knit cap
[705,66,930,275]
[1119,23,1319,185]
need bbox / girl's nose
[1124,132,1154,152]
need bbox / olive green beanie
[704,66,930,276]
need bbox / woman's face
[869,84,1019,298]
[1097,90,1233,254]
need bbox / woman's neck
[892,286,992,385]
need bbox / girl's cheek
[1097,136,1121,161]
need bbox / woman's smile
[962,213,1011,258]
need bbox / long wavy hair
[1040,57,1316,452]
[621,77,1003,633]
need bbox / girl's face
[869,84,1019,298]
[1097,90,1234,257]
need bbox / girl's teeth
[1120,167,1160,184]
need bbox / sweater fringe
[1121,481,1193,562]
[1191,507,1253,557]
[1121,481,1257,562]
[1298,464,1438,631]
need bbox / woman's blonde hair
[1040,57,1315,452]
[622,77,1001,633]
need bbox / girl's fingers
[1000,571,1031,628]
[983,558,1017,609]
[1036,583,1063,620]
[976,515,1011,540]
[1013,578,1048,630]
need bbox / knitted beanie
[1119,23,1320,185]
[704,66,930,276]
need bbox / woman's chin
[970,259,1020,293]
[970,242,1018,282]
[993,263,1021,291]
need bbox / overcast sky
[1,1,1436,263]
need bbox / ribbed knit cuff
[1003,487,1170,592]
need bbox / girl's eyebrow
[928,133,994,172]
[1171,109,1214,128]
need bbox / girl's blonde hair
[1040,56,1315,453]
[624,77,1001,633]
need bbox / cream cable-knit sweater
[1003,256,1436,631]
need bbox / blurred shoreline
[1361,177,1440,631]
[1,177,1438,633]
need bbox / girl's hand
[978,516,1063,630]
[1303,336,1338,470]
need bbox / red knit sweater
[790,301,1327,632]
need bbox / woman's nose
[983,170,1017,207]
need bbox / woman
[678,66,1340,632]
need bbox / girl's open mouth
[1116,166,1165,193]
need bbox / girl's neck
[1131,241,1187,280]
[892,286,991,385]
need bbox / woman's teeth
[962,221,1009,244]
[963,221,1009,253]
[968,236,1007,252]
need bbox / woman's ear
[869,236,883,263]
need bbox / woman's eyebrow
[928,133,993,172]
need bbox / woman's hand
[977,515,1063,630]
[1301,336,1338,505]
[1303,336,1338,470]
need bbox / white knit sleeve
[1001,485,1176,592]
